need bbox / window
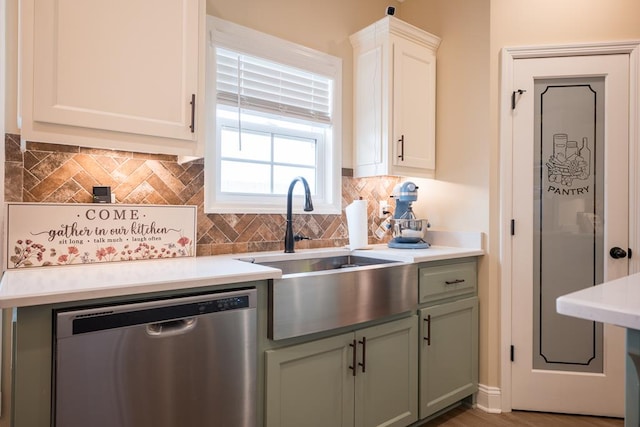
[205,17,342,214]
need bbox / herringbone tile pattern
[4,134,401,255]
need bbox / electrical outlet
[378,200,389,218]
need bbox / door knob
[609,247,628,259]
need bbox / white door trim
[499,41,640,413]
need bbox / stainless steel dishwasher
[54,288,257,427]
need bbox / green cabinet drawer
[419,261,477,304]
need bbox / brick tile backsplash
[4,134,399,255]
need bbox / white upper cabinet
[19,0,206,156]
[350,17,440,178]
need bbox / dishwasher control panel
[201,295,250,313]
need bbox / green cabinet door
[265,333,355,427]
[355,315,418,427]
[265,316,418,427]
[419,296,479,418]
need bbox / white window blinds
[216,47,332,124]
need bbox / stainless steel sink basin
[254,255,396,275]
[243,254,417,340]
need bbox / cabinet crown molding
[350,16,441,51]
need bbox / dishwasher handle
[146,317,197,337]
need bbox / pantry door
[510,53,628,416]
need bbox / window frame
[215,107,327,199]
[205,16,342,214]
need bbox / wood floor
[418,405,624,427]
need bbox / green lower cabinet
[265,332,355,427]
[265,316,418,427]
[355,317,418,427]
[419,296,479,419]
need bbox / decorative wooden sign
[5,203,197,269]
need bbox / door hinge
[511,89,526,110]
[510,345,515,362]
[510,219,515,236]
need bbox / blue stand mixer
[388,182,430,249]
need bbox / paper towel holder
[346,198,369,250]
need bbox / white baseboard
[475,384,503,414]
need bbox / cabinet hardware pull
[445,279,465,285]
[349,339,357,376]
[424,315,431,345]
[358,337,367,373]
[398,135,405,161]
[189,94,196,133]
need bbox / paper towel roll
[345,200,368,249]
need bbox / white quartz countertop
[0,256,281,308]
[0,230,483,309]
[557,272,640,330]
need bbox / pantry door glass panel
[532,78,604,373]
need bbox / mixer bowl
[391,218,428,243]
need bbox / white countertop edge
[231,245,484,264]
[0,257,281,309]
[356,246,484,263]
[0,270,278,309]
[557,272,640,330]
[0,242,484,309]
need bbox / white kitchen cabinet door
[19,0,205,156]
[351,17,439,179]
[392,35,436,171]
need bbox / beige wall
[400,0,495,387]
[4,0,18,135]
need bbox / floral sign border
[5,203,197,269]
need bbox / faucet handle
[294,234,311,242]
